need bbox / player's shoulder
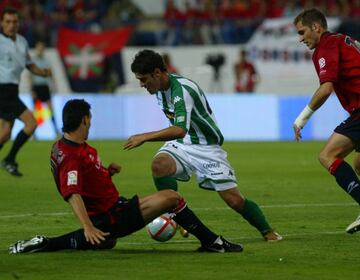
[0,33,11,45]
[322,32,345,45]
[316,32,342,55]
[170,74,198,91]
[51,138,84,160]
[169,73,185,84]
[15,34,29,45]
[51,140,66,165]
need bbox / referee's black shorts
[334,109,360,151]
[32,85,51,102]
[90,195,145,239]
[0,84,27,121]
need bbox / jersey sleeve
[58,154,83,201]
[24,39,33,66]
[172,85,193,131]
[317,39,339,84]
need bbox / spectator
[350,0,360,17]
[162,53,178,74]
[102,0,144,29]
[233,49,259,93]
[283,0,303,17]
[72,0,107,31]
[163,0,185,45]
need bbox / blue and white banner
[12,94,346,141]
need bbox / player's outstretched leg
[197,236,243,253]
[9,235,49,254]
[218,188,283,242]
[169,197,243,253]
[1,160,22,177]
[8,230,116,254]
[346,213,360,234]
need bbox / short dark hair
[62,99,91,133]
[131,49,166,74]
[1,6,19,20]
[294,8,327,29]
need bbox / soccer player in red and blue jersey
[8,99,243,254]
[293,8,360,233]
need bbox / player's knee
[152,158,169,177]
[24,120,37,134]
[0,131,11,143]
[161,189,182,208]
[97,238,117,250]
[29,120,38,132]
[318,151,330,168]
[223,194,245,211]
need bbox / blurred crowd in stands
[1,0,360,47]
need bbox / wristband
[294,105,314,129]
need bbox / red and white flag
[57,26,132,79]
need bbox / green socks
[153,177,271,235]
[241,199,271,235]
[153,176,178,191]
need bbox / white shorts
[155,141,237,191]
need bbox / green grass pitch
[0,141,359,280]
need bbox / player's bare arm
[123,126,186,150]
[308,82,334,110]
[27,63,52,77]
[68,194,109,245]
[293,82,334,141]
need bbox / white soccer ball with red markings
[146,213,177,242]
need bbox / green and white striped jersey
[156,74,224,145]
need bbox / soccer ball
[146,213,177,242]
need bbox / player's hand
[83,224,110,245]
[293,124,302,142]
[123,134,146,150]
[108,163,121,176]
[43,68,52,77]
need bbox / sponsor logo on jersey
[318,57,326,69]
[67,170,78,186]
[57,150,64,163]
[173,96,182,104]
[176,116,185,122]
[51,144,64,164]
[203,161,221,169]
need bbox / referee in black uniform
[0,7,52,177]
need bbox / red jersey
[234,62,257,93]
[50,138,119,217]
[312,32,360,113]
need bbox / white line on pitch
[0,202,356,219]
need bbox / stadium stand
[0,0,359,48]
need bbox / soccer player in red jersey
[293,8,360,234]
[8,99,243,254]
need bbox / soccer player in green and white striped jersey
[124,50,282,242]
